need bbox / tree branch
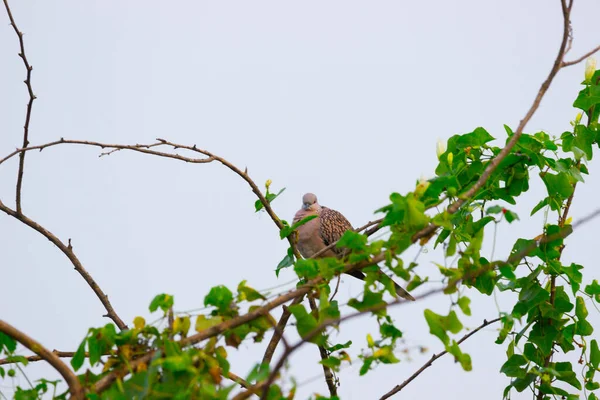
[0,320,84,399]
[0,199,127,330]
[379,317,502,399]
[2,0,36,215]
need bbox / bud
[265,179,272,190]
[366,333,374,348]
[575,112,582,124]
[436,138,447,159]
[585,57,597,83]
[415,175,430,198]
[447,152,454,167]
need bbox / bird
[293,193,415,301]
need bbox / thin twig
[379,317,502,399]
[0,320,85,399]
[0,199,127,330]
[2,0,36,214]
[562,44,600,67]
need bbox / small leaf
[195,315,223,332]
[457,297,471,316]
[71,339,87,371]
[279,215,317,239]
[500,354,527,378]
[149,294,174,313]
[204,286,234,312]
[133,316,145,329]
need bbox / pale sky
[1,1,600,399]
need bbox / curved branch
[379,317,502,399]
[2,0,36,214]
[0,137,301,258]
[0,199,127,330]
[0,320,85,399]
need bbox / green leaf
[255,188,285,212]
[530,198,549,216]
[523,343,544,366]
[336,231,368,251]
[486,205,503,214]
[563,264,583,294]
[247,363,270,383]
[529,322,559,356]
[424,309,463,345]
[457,297,471,316]
[554,361,582,390]
[455,127,495,148]
[294,259,319,280]
[447,341,472,371]
[204,286,233,312]
[591,340,600,369]
[149,293,174,313]
[195,315,223,332]
[500,354,527,378]
[288,304,322,344]
[71,339,86,371]
[279,215,317,239]
[237,281,266,302]
[326,341,352,352]
[405,194,429,229]
[359,357,373,376]
[504,210,519,223]
[585,279,600,302]
[347,290,385,314]
[0,332,17,354]
[574,84,600,112]
[275,247,295,277]
[320,356,342,369]
[541,172,574,199]
[575,296,594,336]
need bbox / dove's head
[302,193,320,211]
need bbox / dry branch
[2,0,36,215]
[0,199,127,330]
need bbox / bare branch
[562,44,600,67]
[379,317,502,399]
[0,199,127,330]
[0,137,301,258]
[0,320,85,399]
[2,0,37,214]
[0,351,80,366]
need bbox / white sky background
[1,1,599,399]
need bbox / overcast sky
[1,1,600,399]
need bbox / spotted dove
[293,193,415,301]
